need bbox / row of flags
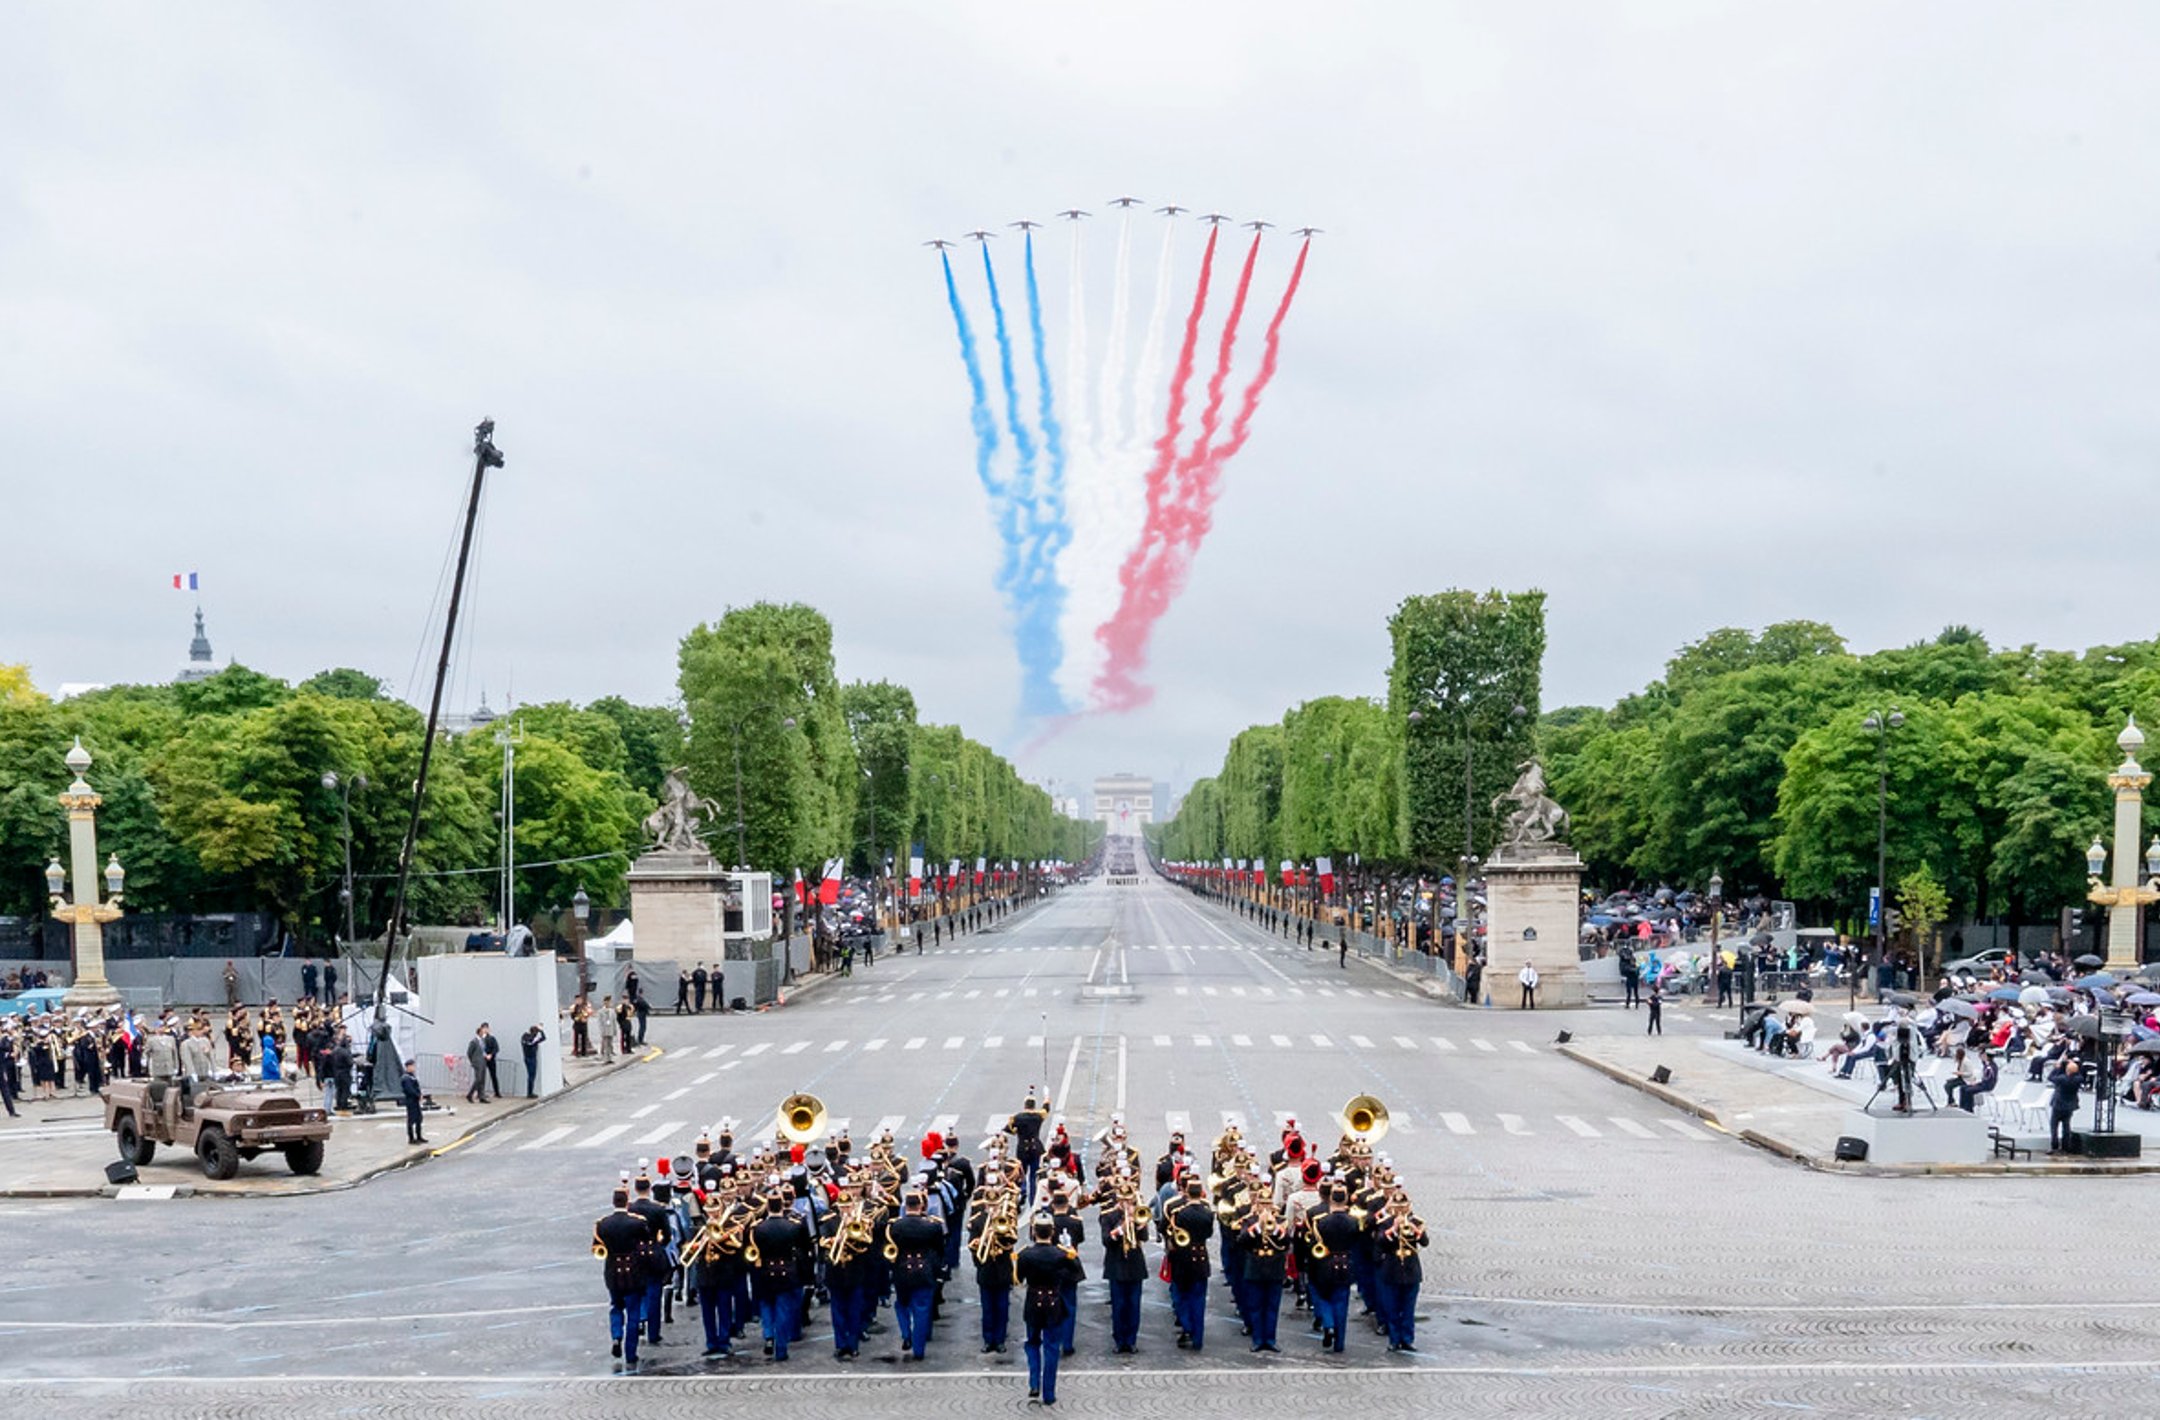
[1164,856,1337,896]
[792,857,1065,906]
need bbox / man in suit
[888,1189,947,1361]
[300,958,320,1003]
[480,1022,501,1098]
[399,1060,426,1144]
[692,964,709,1014]
[1014,1213,1084,1405]
[464,1026,489,1103]
[520,1024,546,1097]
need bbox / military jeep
[104,1077,332,1180]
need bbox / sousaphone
[778,1091,828,1144]
[1341,1093,1390,1144]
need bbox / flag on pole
[909,855,924,899]
[974,856,986,887]
[171,571,199,591]
[819,858,843,906]
[1317,856,1336,896]
[793,867,807,906]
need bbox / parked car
[1941,946,2020,977]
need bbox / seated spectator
[1837,1027,1887,1080]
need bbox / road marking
[1316,988,1335,998]
[964,990,980,1000]
[1192,1034,1212,1047]
[904,1037,926,1051]
[701,1045,732,1060]
[632,1104,659,1119]
[1440,1112,1474,1135]
[693,1072,717,1085]
[863,1038,887,1052]
[1057,1035,1082,1112]
[782,1041,809,1055]
[1659,1119,1712,1140]
[740,1042,772,1057]
[1508,1040,1537,1055]
[1393,1036,1418,1050]
[1557,1116,1601,1137]
[1231,1034,1253,1047]
[575,1124,631,1150]
[464,1129,518,1155]
[1309,1034,1332,1048]
[1610,1118,1657,1138]
[873,1114,906,1138]
[1473,1039,1498,1053]
[664,1087,692,1100]
[1498,1113,1532,1135]
[1271,1034,1293,1048]
[1202,986,1219,997]
[517,1125,576,1151]
[1027,1035,1044,1048]
[1230,986,1247,998]
[1350,1035,1374,1049]
[1175,987,1190,996]
[994,989,1009,998]
[1165,1111,1190,1137]
[984,1036,1004,1048]
[635,1121,684,1145]
[944,1036,964,1050]
[823,1040,847,1053]
[1431,1037,1457,1051]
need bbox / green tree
[1896,864,1950,979]
[587,696,687,802]
[1388,589,1545,869]
[844,681,917,873]
[297,668,390,701]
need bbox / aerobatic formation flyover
[930,205,1315,720]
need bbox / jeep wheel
[196,1125,240,1181]
[115,1114,156,1167]
[284,1140,325,1176]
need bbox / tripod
[1863,1031,1937,1115]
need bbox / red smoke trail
[1093,226,1219,712]
[1166,232,1261,543]
[1093,239,1310,709]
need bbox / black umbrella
[2130,1038,2160,1057]
[1936,998,1980,1020]
[2076,953,2106,969]
[1884,991,1921,1008]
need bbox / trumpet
[1390,1210,1426,1261]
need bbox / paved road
[6,874,2156,1416]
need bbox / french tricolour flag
[819,858,843,907]
[171,571,199,591]
[1317,856,1336,896]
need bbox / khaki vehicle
[104,1078,331,1180]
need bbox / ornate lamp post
[49,738,125,1010]
[1707,871,1725,1005]
[570,884,593,1001]
[2085,716,2160,976]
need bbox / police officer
[1014,1213,1083,1406]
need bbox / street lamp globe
[2088,838,2109,878]
[322,770,339,790]
[44,858,65,901]
[2122,717,2146,757]
[1708,872,1723,903]
[2146,836,2160,881]
[782,716,798,730]
[104,854,125,900]
[65,737,90,776]
[1888,708,1905,730]
[1406,710,1424,724]
[572,885,591,924]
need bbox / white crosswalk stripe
[1192,1034,1211,1047]
[1498,1113,1532,1135]
[1508,1040,1538,1054]
[466,1128,518,1155]
[1609,1117,1657,1138]
[823,1040,847,1052]
[1231,1034,1252,1047]
[636,1121,686,1145]
[740,1042,772,1057]
[1349,1034,1374,1049]
[1440,1112,1474,1135]
[701,1045,732,1060]
[864,1038,887,1051]
[1431,1037,1458,1051]
[1557,1116,1601,1137]
[518,1125,576,1151]
[1660,1118,1713,1140]
[575,1123,631,1150]
[1309,1034,1331,1048]
[904,1037,926,1051]
[944,1036,964,1050]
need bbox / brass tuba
[1341,1093,1390,1145]
[778,1092,827,1145]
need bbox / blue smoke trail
[981,242,1061,716]
[943,251,1016,608]
[1021,231,1071,715]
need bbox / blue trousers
[1248,1280,1283,1349]
[1352,1253,1379,1318]
[979,1284,1010,1348]
[608,1284,647,1365]
[1025,1317,1063,1402]
[1311,1282,1349,1351]
[1374,1275,1418,1347]
[895,1282,935,1358]
[829,1281,867,1354]
[1108,1278,1142,1349]
[758,1289,801,1360]
[699,1277,734,1352]
[1171,1279,1208,1348]
[643,1279,666,1342]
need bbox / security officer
[1014,1213,1084,1406]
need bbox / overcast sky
[6,3,2158,802]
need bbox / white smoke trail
[1128,216,1178,454]
[1064,219,1092,468]
[1097,211,1134,460]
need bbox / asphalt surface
[6,873,2157,1417]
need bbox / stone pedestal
[1481,843,1586,1009]
[626,850,729,967]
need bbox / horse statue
[643,767,719,854]
[1491,759,1569,850]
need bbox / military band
[589,1087,1431,1387]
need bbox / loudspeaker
[105,1160,138,1186]
[1555,1030,1573,1045]
[1649,1066,1671,1085]
[1833,1136,1869,1162]
[2070,1131,2143,1159]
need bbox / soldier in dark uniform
[1165,1178,1216,1350]
[888,1188,947,1361]
[1374,1188,1428,1351]
[1005,1093,1047,1200]
[966,1164,1019,1353]
[399,1061,425,1143]
[1044,1180,1086,1357]
[1096,1172,1151,1353]
[1306,1185,1362,1353]
[593,1186,655,1368]
[1015,1213,1084,1406]
[749,1183,811,1360]
[1241,1197,1292,1352]
[627,1169,674,1343]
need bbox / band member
[1242,1197,1293,1353]
[1044,1179,1087,1357]
[1165,1177,1217,1350]
[1005,1092,1047,1199]
[888,1187,947,1361]
[968,1164,1020,1353]
[1014,1213,1084,1406]
[1375,1188,1428,1352]
[1097,1169,1151,1353]
[1306,1184,1362,1353]
[594,1185,656,1368]
[627,1168,675,1344]
[820,1177,877,1360]
[749,1182,812,1360]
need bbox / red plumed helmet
[790,1143,806,1164]
[656,1156,671,1177]
[921,1132,944,1159]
